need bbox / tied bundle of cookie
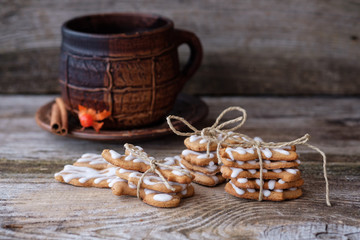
[102,144,195,208]
[220,137,304,201]
[54,144,195,208]
[167,106,331,206]
[179,135,226,186]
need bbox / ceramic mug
[59,13,202,129]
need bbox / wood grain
[1,0,360,95]
[0,95,360,239]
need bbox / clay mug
[59,13,202,129]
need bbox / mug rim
[62,12,174,39]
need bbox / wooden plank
[1,0,360,95]
[0,163,359,239]
[0,95,360,239]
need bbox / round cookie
[181,149,218,166]
[220,165,301,182]
[221,157,300,169]
[225,181,303,201]
[230,178,304,190]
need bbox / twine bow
[167,106,248,158]
[167,106,331,207]
[124,143,192,199]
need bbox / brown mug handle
[174,29,203,90]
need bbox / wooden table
[1,95,359,239]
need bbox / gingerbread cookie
[184,135,219,152]
[116,168,188,193]
[111,180,194,208]
[180,158,220,175]
[192,172,225,187]
[230,178,304,190]
[178,161,225,186]
[220,146,298,161]
[102,149,194,184]
[181,149,218,166]
[54,165,118,188]
[221,157,300,169]
[73,153,109,170]
[225,181,303,201]
[220,165,301,182]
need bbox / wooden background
[1,0,360,95]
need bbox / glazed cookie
[184,135,219,152]
[221,165,301,182]
[180,158,220,175]
[181,149,218,166]
[230,178,304,190]
[221,157,300,169]
[102,150,194,184]
[225,181,303,201]
[111,180,194,208]
[179,162,225,186]
[73,153,109,170]
[116,168,189,193]
[220,146,298,161]
[192,172,226,187]
[54,165,118,188]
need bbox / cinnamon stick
[50,103,62,135]
[55,97,68,135]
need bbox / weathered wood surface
[1,95,360,239]
[1,0,360,95]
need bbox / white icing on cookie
[153,194,173,202]
[107,177,126,187]
[247,189,256,193]
[268,180,276,190]
[109,150,122,159]
[248,169,256,174]
[128,182,137,189]
[275,189,283,192]
[55,165,118,184]
[237,178,248,183]
[119,168,136,173]
[289,187,297,191]
[230,167,243,178]
[261,148,272,158]
[273,149,290,155]
[77,153,108,165]
[182,149,215,159]
[211,175,220,184]
[285,169,298,174]
[225,147,255,160]
[189,135,208,144]
[128,172,187,189]
[181,188,188,195]
[278,179,285,184]
[230,181,245,195]
[263,190,271,197]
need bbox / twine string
[166,106,331,206]
[124,143,192,199]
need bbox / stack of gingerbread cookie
[220,138,303,201]
[179,135,225,186]
[102,145,195,208]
